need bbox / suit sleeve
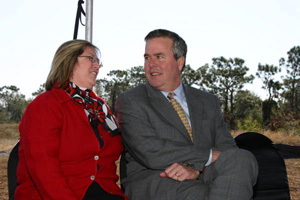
[116,92,211,171]
[208,95,238,151]
[19,96,79,199]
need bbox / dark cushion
[235,132,290,200]
[7,141,19,200]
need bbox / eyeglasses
[78,56,103,67]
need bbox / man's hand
[211,150,221,163]
[160,163,200,182]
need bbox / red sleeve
[19,94,79,199]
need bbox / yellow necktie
[167,92,193,142]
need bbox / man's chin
[148,81,161,88]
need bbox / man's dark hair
[145,29,187,71]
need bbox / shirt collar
[161,82,184,100]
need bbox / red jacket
[15,87,127,200]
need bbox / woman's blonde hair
[45,39,99,91]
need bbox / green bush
[236,117,262,132]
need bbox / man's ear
[177,57,185,71]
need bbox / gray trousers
[176,148,259,200]
[123,148,258,200]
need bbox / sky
[1,0,299,100]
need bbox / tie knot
[167,92,175,99]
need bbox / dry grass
[286,159,300,200]
[0,124,18,140]
[0,140,18,152]
[0,158,8,200]
[231,130,300,146]
[0,124,19,200]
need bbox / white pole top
[85,0,93,42]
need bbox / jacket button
[94,155,99,160]
[90,175,95,180]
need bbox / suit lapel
[184,85,204,145]
[145,83,191,141]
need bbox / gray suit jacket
[116,83,237,199]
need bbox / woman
[15,40,127,200]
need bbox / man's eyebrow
[144,53,164,57]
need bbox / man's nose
[148,58,157,67]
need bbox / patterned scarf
[64,81,120,140]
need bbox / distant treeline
[1,46,299,134]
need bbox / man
[116,29,258,200]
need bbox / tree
[32,84,45,98]
[127,66,147,86]
[256,64,281,102]
[279,46,300,114]
[256,64,282,127]
[234,90,262,131]
[181,64,201,86]
[95,71,128,114]
[0,85,28,123]
[196,64,211,92]
[202,57,254,129]
[95,66,146,114]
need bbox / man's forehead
[145,38,173,52]
[146,37,173,44]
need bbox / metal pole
[85,0,93,42]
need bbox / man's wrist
[196,170,201,180]
[205,149,213,166]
